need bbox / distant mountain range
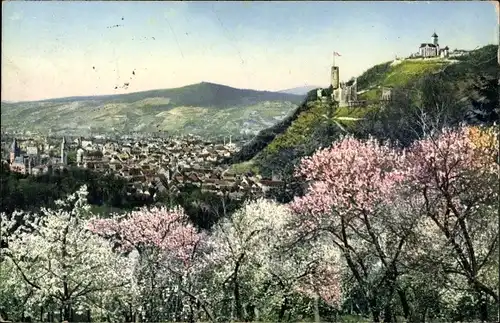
[1,82,305,139]
[279,86,320,95]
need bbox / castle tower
[331,66,340,90]
[352,77,358,101]
[331,51,341,90]
[61,137,67,165]
[10,138,19,164]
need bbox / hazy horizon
[2,1,498,102]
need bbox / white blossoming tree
[204,198,342,321]
[0,186,133,322]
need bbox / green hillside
[1,82,303,138]
[230,45,498,180]
[357,59,450,101]
[358,59,448,88]
[264,103,371,154]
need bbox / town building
[7,136,67,175]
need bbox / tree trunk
[369,298,381,323]
[314,295,320,323]
[175,280,183,322]
[62,303,71,321]
[233,254,245,321]
[278,297,288,321]
[383,303,393,323]
[382,277,397,322]
[397,288,412,321]
[188,300,194,323]
[476,290,488,322]
[234,279,243,321]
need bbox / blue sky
[2,1,498,101]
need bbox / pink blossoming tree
[397,126,498,321]
[89,206,205,322]
[289,126,498,322]
[289,135,419,322]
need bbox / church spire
[61,136,67,165]
[11,138,17,152]
[10,138,18,164]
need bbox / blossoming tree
[205,198,342,321]
[88,205,205,322]
[289,135,418,322]
[289,126,498,322]
[398,126,498,321]
[0,186,132,322]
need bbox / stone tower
[60,137,67,165]
[331,66,340,90]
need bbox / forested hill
[1,82,304,138]
[230,44,499,182]
[8,82,304,107]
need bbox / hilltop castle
[415,32,449,58]
[314,60,361,107]
[316,31,467,107]
[329,64,358,107]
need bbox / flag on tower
[333,51,341,57]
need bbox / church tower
[432,32,440,57]
[61,137,67,165]
[10,138,19,164]
[432,32,439,46]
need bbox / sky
[2,1,498,102]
